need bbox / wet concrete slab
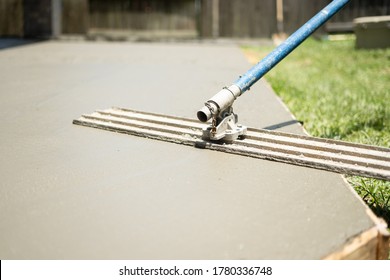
[0,40,375,259]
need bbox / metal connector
[197,85,246,142]
[197,84,241,123]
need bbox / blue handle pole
[234,0,350,93]
[197,0,350,123]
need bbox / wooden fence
[1,0,389,38]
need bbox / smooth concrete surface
[0,40,375,259]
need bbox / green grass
[241,38,390,228]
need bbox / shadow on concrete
[0,38,42,50]
[263,119,303,130]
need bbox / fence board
[200,0,212,36]
[62,0,89,34]
[217,0,277,38]
[0,0,23,37]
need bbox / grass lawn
[241,38,390,228]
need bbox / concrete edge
[323,217,389,260]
